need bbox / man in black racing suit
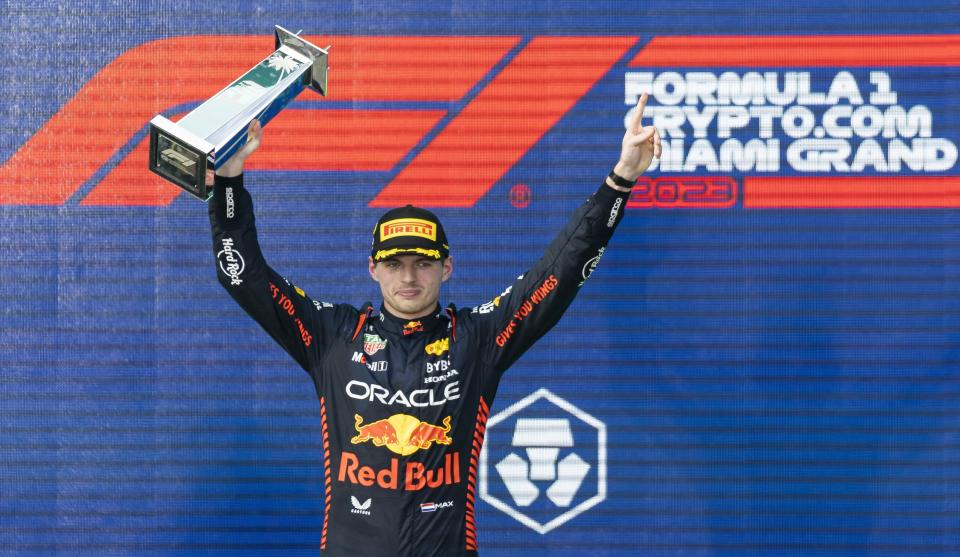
[208,94,660,556]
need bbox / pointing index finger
[630,92,649,135]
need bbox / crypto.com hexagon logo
[479,388,606,534]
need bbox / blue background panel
[2,1,960,555]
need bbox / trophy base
[148,116,215,201]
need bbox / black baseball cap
[371,205,449,262]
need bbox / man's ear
[368,256,378,282]
[441,256,453,283]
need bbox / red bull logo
[402,320,424,335]
[351,413,452,456]
[338,450,461,491]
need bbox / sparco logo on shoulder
[606,197,622,228]
[225,187,235,219]
[217,237,245,286]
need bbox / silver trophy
[148,26,329,201]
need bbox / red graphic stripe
[319,397,332,550]
[630,35,960,67]
[371,36,637,208]
[744,176,960,208]
[465,397,490,551]
[351,309,370,342]
[320,37,520,102]
[82,109,445,206]
[0,36,517,205]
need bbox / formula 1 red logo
[0,35,634,207]
[2,35,957,207]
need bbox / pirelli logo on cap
[380,218,437,242]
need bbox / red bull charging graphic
[351,413,453,455]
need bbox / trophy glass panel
[153,133,207,199]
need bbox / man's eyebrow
[380,256,435,264]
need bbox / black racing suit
[209,174,630,556]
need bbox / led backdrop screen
[1,1,959,556]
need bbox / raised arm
[209,121,355,373]
[470,93,661,373]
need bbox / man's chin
[389,298,433,318]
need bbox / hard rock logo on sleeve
[217,237,245,285]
